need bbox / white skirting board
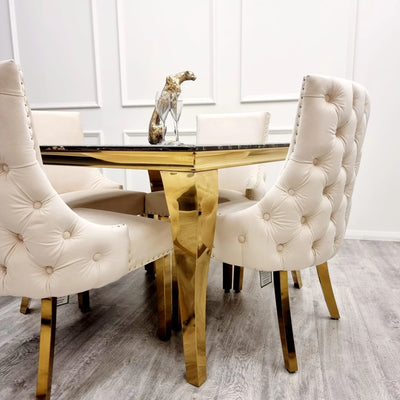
[345,230,400,242]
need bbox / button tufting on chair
[263,212,271,221]
[92,253,102,262]
[211,74,370,373]
[238,235,246,244]
[0,59,173,398]
[33,201,42,209]
[63,231,71,239]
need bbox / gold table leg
[154,254,172,340]
[36,297,57,400]
[316,262,340,320]
[161,170,218,387]
[171,252,181,331]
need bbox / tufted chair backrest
[0,59,130,298]
[197,111,270,199]
[31,110,122,193]
[213,74,370,270]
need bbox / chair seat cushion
[145,191,170,216]
[145,188,248,217]
[62,189,145,215]
[73,208,173,270]
[218,189,251,203]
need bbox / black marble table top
[40,143,289,152]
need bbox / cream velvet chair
[32,110,146,215]
[213,74,370,372]
[32,110,122,192]
[197,111,270,201]
[197,111,270,293]
[0,59,173,399]
[18,111,147,314]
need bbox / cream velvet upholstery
[197,111,270,200]
[32,110,121,193]
[62,189,145,215]
[213,74,370,271]
[0,59,173,299]
[31,110,146,215]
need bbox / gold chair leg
[143,215,156,277]
[154,254,172,340]
[36,297,57,400]
[20,297,31,314]
[316,262,340,320]
[78,291,90,313]
[156,215,179,332]
[233,266,244,292]
[291,270,303,289]
[273,271,298,373]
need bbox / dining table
[40,142,289,387]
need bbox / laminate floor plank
[0,239,399,399]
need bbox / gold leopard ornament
[148,71,196,144]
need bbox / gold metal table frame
[41,143,289,386]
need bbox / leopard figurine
[148,71,196,144]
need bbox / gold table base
[161,170,218,386]
[40,143,290,386]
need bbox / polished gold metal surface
[36,297,57,400]
[40,145,289,172]
[316,262,340,320]
[20,296,31,314]
[171,251,181,331]
[273,271,298,373]
[156,215,179,332]
[148,170,164,192]
[161,169,218,386]
[154,254,172,340]
[39,144,289,387]
[78,291,90,313]
[233,266,244,292]
[193,147,288,171]
[149,71,196,144]
[291,270,303,289]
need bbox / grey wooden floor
[1,239,399,400]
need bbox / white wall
[0,0,399,240]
